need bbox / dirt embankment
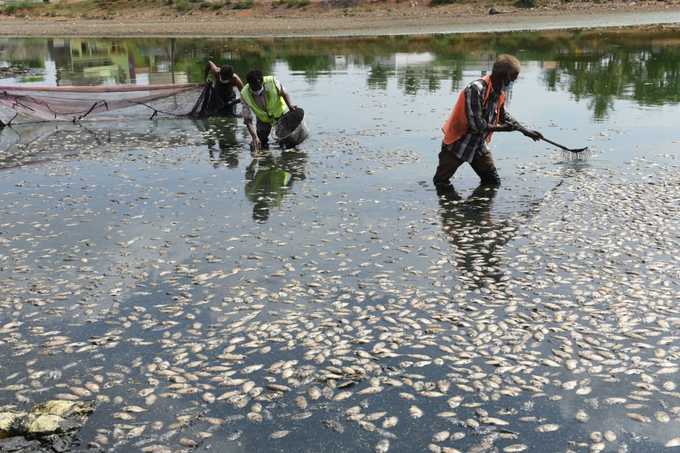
[0,0,679,36]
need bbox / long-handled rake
[514,123,590,160]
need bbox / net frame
[0,83,203,125]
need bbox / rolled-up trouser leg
[470,148,501,186]
[256,120,272,149]
[433,141,464,187]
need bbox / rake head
[561,147,591,161]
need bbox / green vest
[240,76,287,124]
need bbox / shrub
[430,0,456,5]
[174,0,192,10]
[515,0,536,7]
[209,0,230,8]
[275,0,308,7]
[1,1,37,15]
[232,0,253,8]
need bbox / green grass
[231,0,253,9]
[174,0,192,11]
[0,1,38,15]
[273,0,309,8]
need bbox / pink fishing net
[0,83,203,124]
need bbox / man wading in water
[241,70,297,151]
[207,61,244,116]
[433,54,542,191]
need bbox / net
[0,83,209,125]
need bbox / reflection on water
[245,151,307,222]
[0,29,679,453]
[543,44,680,119]
[435,184,541,289]
[194,118,242,169]
[2,30,680,118]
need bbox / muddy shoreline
[0,3,679,37]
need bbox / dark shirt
[212,79,238,116]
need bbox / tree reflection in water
[1,29,679,122]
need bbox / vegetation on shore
[0,0,329,18]
[0,0,637,19]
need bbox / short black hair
[219,65,233,80]
[246,69,264,88]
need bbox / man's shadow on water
[245,150,307,223]
[436,183,521,288]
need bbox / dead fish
[270,430,290,439]
[127,426,146,438]
[375,439,390,453]
[603,431,616,442]
[536,424,559,433]
[626,413,651,423]
[179,438,197,447]
[432,431,450,442]
[503,445,528,452]
[334,391,352,401]
[575,409,589,423]
[666,438,680,448]
[358,386,384,395]
[365,412,387,422]
[409,406,423,419]
[295,396,308,409]
[480,417,509,426]
[655,411,671,423]
[308,387,322,400]
[291,411,313,421]
[382,416,398,429]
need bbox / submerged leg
[256,120,272,150]
[470,149,501,186]
[433,142,464,187]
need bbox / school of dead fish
[0,121,679,453]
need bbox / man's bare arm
[233,74,245,91]
[207,60,220,76]
[278,86,296,111]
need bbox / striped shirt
[451,77,514,163]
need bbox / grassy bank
[0,0,663,19]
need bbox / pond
[0,29,679,452]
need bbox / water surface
[0,30,679,453]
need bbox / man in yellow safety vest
[241,69,297,151]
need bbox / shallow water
[0,30,679,452]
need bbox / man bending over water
[434,54,542,189]
[240,70,297,151]
[207,61,244,117]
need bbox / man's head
[491,54,521,90]
[246,70,265,95]
[219,65,234,83]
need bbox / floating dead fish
[503,445,528,452]
[536,424,560,433]
[409,406,423,419]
